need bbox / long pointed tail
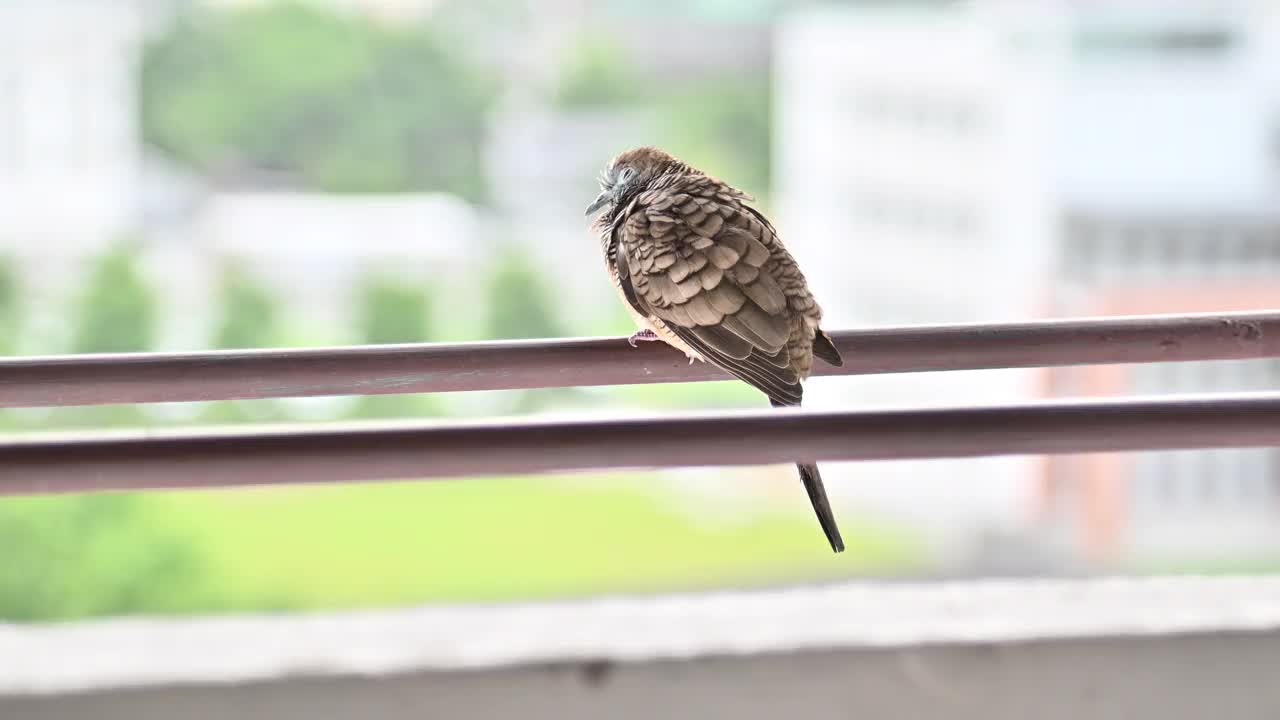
[769,397,845,553]
[797,462,844,553]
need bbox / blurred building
[775,1,1280,567]
[0,0,149,353]
[0,0,144,253]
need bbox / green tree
[550,29,772,200]
[485,250,567,341]
[359,273,432,345]
[484,250,576,412]
[200,262,289,425]
[0,495,201,621]
[553,38,647,108]
[142,4,494,199]
[71,244,155,355]
[653,74,772,201]
[0,255,17,355]
[214,262,280,350]
[48,244,157,429]
[350,273,438,418]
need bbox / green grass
[141,474,926,614]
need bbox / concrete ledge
[3,577,1280,718]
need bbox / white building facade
[0,0,144,253]
[774,0,1280,566]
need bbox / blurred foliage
[141,3,495,199]
[0,495,202,621]
[485,248,576,412]
[485,249,566,341]
[47,245,155,427]
[202,263,292,424]
[214,261,281,350]
[71,244,155,355]
[653,73,773,202]
[206,265,291,434]
[553,38,648,108]
[359,273,433,345]
[551,35,771,198]
[0,255,17,355]
[351,272,440,418]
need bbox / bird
[585,146,846,553]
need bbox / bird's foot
[627,329,660,348]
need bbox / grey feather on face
[585,146,694,219]
[585,162,636,217]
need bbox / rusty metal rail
[0,310,1275,408]
[4,393,1280,495]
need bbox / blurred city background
[2,0,1280,622]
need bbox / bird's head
[585,146,694,221]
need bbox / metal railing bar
[4,392,1280,495]
[1,310,1276,409]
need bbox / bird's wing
[614,188,803,407]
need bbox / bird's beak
[585,190,611,217]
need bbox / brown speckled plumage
[587,146,846,553]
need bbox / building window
[1125,359,1280,516]
[845,86,986,138]
[849,183,981,242]
[1062,213,1280,282]
[1074,28,1237,58]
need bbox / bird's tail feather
[769,397,845,553]
[812,329,843,367]
[797,462,844,553]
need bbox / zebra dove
[586,146,846,553]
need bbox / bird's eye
[617,166,635,184]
